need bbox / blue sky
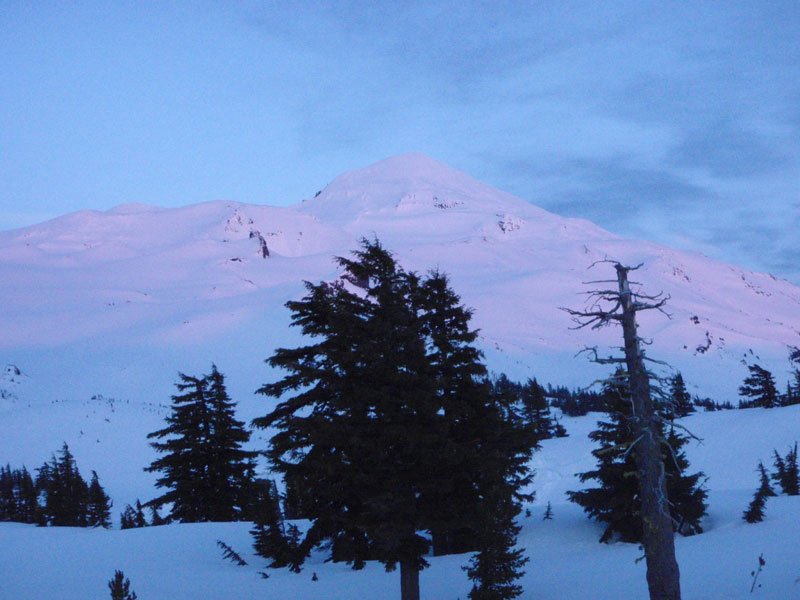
[2,1,798,283]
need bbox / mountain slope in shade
[0,153,798,407]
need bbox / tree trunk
[616,264,681,600]
[400,561,420,600]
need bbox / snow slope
[0,153,798,408]
[1,404,798,600]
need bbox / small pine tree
[150,505,165,526]
[464,495,528,600]
[86,471,112,528]
[134,500,147,528]
[743,462,775,523]
[217,539,248,566]
[542,502,553,521]
[669,373,695,418]
[551,415,568,438]
[785,443,799,495]
[772,443,799,495]
[108,570,137,600]
[145,367,257,522]
[0,465,14,520]
[281,471,308,521]
[16,467,39,524]
[521,378,556,440]
[739,364,779,408]
[568,372,707,543]
[120,504,137,530]
[251,479,304,573]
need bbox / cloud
[503,156,710,218]
[669,120,791,178]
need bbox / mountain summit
[301,153,529,217]
[0,154,798,403]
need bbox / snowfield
[1,154,799,405]
[1,403,797,600]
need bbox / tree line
[0,443,111,528]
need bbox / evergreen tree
[108,570,137,600]
[150,505,165,526]
[134,500,148,528]
[785,443,799,495]
[203,365,259,520]
[0,465,13,520]
[0,465,38,523]
[738,364,779,408]
[418,272,534,562]
[743,461,776,523]
[120,504,137,530]
[668,373,695,418]
[542,502,553,520]
[464,494,528,600]
[787,347,800,405]
[145,367,257,522]
[251,479,304,572]
[37,443,90,527]
[15,466,39,524]
[772,443,799,495]
[568,373,707,543]
[281,471,308,521]
[254,239,534,600]
[520,378,562,440]
[86,471,112,528]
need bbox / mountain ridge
[1,154,798,403]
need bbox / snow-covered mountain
[1,153,798,407]
[2,153,800,599]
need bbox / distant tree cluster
[738,358,800,409]
[490,375,568,440]
[120,498,164,529]
[693,397,735,412]
[548,386,605,417]
[0,465,38,524]
[743,442,798,523]
[0,443,111,528]
[684,356,800,412]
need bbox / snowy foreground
[1,405,798,599]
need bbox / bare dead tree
[563,261,682,600]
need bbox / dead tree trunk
[615,264,681,600]
[563,262,681,600]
